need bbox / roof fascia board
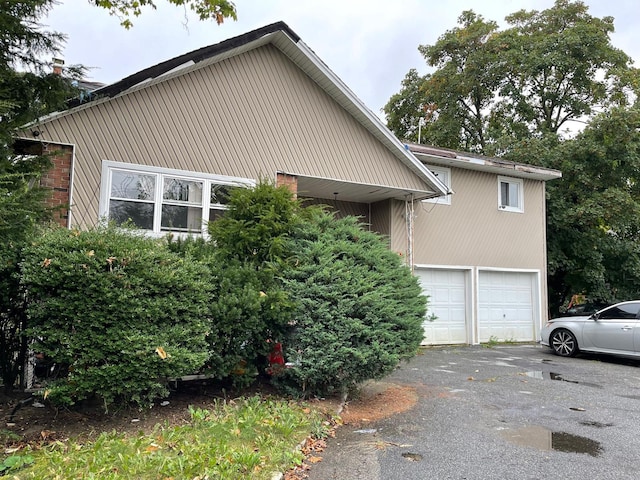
[66,22,299,108]
[410,147,561,182]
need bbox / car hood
[549,315,592,323]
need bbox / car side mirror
[590,313,599,321]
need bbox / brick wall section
[40,144,73,228]
[276,172,297,197]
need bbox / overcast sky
[45,0,639,118]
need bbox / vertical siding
[389,199,408,257]
[370,200,390,237]
[412,167,546,271]
[37,45,428,228]
[301,197,369,222]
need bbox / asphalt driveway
[307,344,640,480]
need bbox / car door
[581,302,640,353]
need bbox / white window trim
[423,166,451,205]
[497,175,524,213]
[99,160,255,237]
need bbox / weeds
[483,336,500,348]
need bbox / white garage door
[478,271,536,342]
[415,269,468,345]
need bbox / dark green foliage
[385,1,637,154]
[274,211,427,397]
[205,258,293,386]
[208,181,304,264]
[204,181,427,395]
[0,155,52,390]
[20,226,210,409]
[549,107,640,309]
[506,107,640,313]
[204,182,304,385]
[0,1,83,391]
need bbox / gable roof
[408,143,562,181]
[53,22,449,201]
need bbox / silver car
[540,301,640,357]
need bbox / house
[15,22,560,345]
[407,144,560,345]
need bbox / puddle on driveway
[501,425,602,456]
[579,420,613,428]
[523,371,603,388]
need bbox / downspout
[405,195,415,273]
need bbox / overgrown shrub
[172,182,427,397]
[202,182,304,385]
[274,211,427,397]
[20,226,211,409]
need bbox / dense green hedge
[274,211,427,397]
[17,182,429,406]
[20,226,211,408]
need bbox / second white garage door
[416,268,468,345]
[478,271,537,343]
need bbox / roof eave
[408,144,562,181]
[32,23,451,198]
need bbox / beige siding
[411,167,546,270]
[301,198,369,221]
[389,199,409,256]
[36,45,428,228]
[370,200,391,237]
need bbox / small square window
[498,176,524,213]
[424,166,451,205]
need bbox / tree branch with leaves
[92,0,237,28]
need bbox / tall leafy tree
[495,0,634,142]
[384,69,429,147]
[510,108,640,313]
[385,0,638,155]
[384,11,500,152]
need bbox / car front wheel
[550,329,578,357]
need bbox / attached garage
[478,270,538,343]
[415,268,470,345]
[415,267,541,345]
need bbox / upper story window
[101,161,253,236]
[498,176,524,213]
[424,166,451,205]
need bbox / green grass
[1,395,326,480]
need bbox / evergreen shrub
[204,182,301,385]
[274,210,427,397]
[20,226,211,409]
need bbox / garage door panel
[416,269,468,345]
[478,271,536,343]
